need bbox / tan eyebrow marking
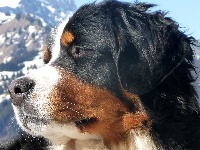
[61,31,75,46]
[43,46,51,64]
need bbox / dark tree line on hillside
[0,100,20,143]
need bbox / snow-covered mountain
[0,0,76,142]
[0,0,76,26]
[0,0,76,101]
[0,13,50,101]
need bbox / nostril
[14,82,34,94]
[14,86,23,94]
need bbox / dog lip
[22,114,50,125]
[9,92,26,106]
[74,117,97,126]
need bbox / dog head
[8,1,195,147]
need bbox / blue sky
[74,0,200,40]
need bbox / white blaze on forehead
[50,13,73,63]
[28,65,59,85]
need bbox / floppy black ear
[111,2,195,95]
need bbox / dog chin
[13,105,101,143]
[29,121,102,145]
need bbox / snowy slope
[0,0,76,103]
[0,14,50,103]
[0,0,76,26]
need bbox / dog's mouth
[74,117,97,126]
[21,114,49,125]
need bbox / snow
[0,51,3,56]
[0,0,20,8]
[39,18,47,26]
[28,25,36,35]
[0,94,10,103]
[0,70,13,102]
[0,71,14,78]
[3,56,12,63]
[25,40,32,47]
[60,11,66,18]
[13,33,20,40]
[0,12,15,24]
[23,35,28,40]
[22,40,44,75]
[12,33,20,44]
[196,55,200,60]
[6,32,12,38]
[35,35,40,39]
[0,34,6,44]
[22,52,44,75]
[46,5,56,13]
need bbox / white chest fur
[49,130,158,150]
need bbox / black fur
[2,1,200,149]
[0,132,48,150]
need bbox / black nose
[8,77,35,106]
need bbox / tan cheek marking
[122,91,151,130]
[48,68,149,146]
[43,46,51,64]
[61,31,74,46]
[123,112,149,132]
[81,92,150,146]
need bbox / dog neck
[48,129,157,150]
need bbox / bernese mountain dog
[2,0,200,149]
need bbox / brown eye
[43,46,51,64]
[71,47,84,58]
